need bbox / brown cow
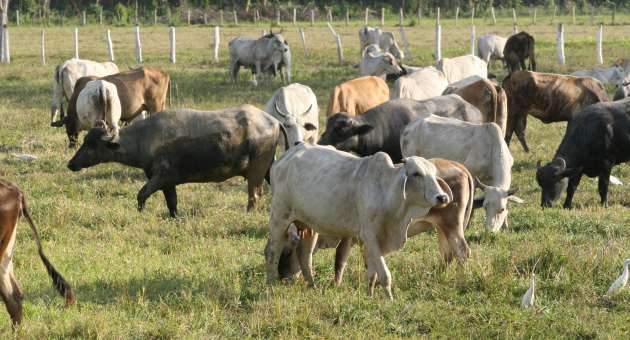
[502,70,609,152]
[0,179,74,326]
[326,76,389,116]
[277,158,474,286]
[443,78,508,137]
[63,66,170,147]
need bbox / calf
[536,98,630,208]
[326,76,389,117]
[265,144,467,299]
[360,44,403,79]
[436,55,488,84]
[0,180,74,326]
[320,96,484,162]
[503,31,536,73]
[390,67,449,101]
[444,78,508,136]
[68,106,283,216]
[401,116,522,232]
[50,58,119,126]
[64,66,170,148]
[502,70,609,152]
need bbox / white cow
[358,27,404,60]
[477,34,507,67]
[76,80,122,142]
[50,58,119,126]
[265,143,463,299]
[228,32,290,87]
[401,115,523,232]
[264,83,318,149]
[436,55,488,84]
[390,67,449,101]
[360,44,403,79]
[570,66,626,86]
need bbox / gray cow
[229,32,290,86]
[67,105,284,216]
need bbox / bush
[115,3,129,24]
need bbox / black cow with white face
[536,98,630,208]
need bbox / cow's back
[327,76,389,116]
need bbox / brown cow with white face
[0,179,75,326]
[327,76,389,117]
[502,70,609,152]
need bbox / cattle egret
[609,175,623,186]
[606,259,630,297]
[521,274,535,308]
[11,153,38,161]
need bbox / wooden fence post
[365,7,369,25]
[572,6,576,25]
[234,10,238,25]
[310,9,314,26]
[255,9,259,25]
[512,8,517,27]
[220,10,224,26]
[327,23,343,64]
[276,9,280,25]
[213,26,220,62]
[16,10,19,26]
[556,23,565,65]
[346,8,349,26]
[435,24,441,61]
[327,8,332,22]
[417,7,421,21]
[154,9,158,25]
[40,30,46,64]
[106,29,114,61]
[381,7,385,26]
[470,25,475,56]
[471,6,475,25]
[596,24,603,64]
[135,26,142,63]
[532,7,537,25]
[204,13,208,25]
[2,28,9,63]
[81,10,86,25]
[293,8,297,25]
[399,7,404,26]
[436,7,440,26]
[298,27,307,57]
[455,7,459,26]
[169,26,176,63]
[491,7,496,25]
[100,8,103,25]
[74,27,79,59]
[187,9,191,25]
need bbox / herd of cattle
[2,26,630,325]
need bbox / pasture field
[0,18,629,338]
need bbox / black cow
[67,106,284,217]
[536,98,630,208]
[503,32,536,73]
[318,96,483,162]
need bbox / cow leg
[437,230,454,264]
[265,215,290,284]
[297,231,318,287]
[514,115,530,152]
[252,61,260,87]
[162,186,178,218]
[563,173,583,209]
[137,175,166,213]
[0,217,22,327]
[362,236,392,300]
[519,59,526,71]
[333,237,353,286]
[598,166,612,208]
[229,59,239,82]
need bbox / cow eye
[413,172,421,177]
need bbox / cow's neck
[489,143,512,189]
[107,134,146,169]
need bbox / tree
[0,0,9,63]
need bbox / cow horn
[475,177,489,191]
[552,157,567,170]
[274,98,288,117]
[402,173,408,200]
[300,103,313,116]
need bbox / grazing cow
[358,27,404,60]
[477,34,508,68]
[401,115,523,232]
[67,106,284,216]
[50,58,119,126]
[360,44,403,79]
[436,55,488,84]
[0,179,75,326]
[536,98,630,208]
[253,42,292,83]
[326,76,389,117]
[320,96,484,162]
[64,66,170,148]
[75,80,122,143]
[443,78,508,136]
[390,67,449,101]
[229,32,290,86]
[502,71,609,152]
[386,64,425,82]
[614,78,630,101]
[265,144,467,299]
[571,66,626,86]
[503,31,536,73]
[278,158,474,285]
[264,83,318,148]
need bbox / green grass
[0,20,629,338]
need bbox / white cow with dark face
[390,67,448,100]
[264,83,318,149]
[229,32,290,86]
[401,115,523,232]
[360,44,403,79]
[265,143,464,299]
[50,58,119,126]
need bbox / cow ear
[508,195,525,204]
[561,166,583,177]
[352,124,374,136]
[436,177,453,204]
[304,123,317,131]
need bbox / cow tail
[167,77,172,108]
[20,196,75,306]
[495,86,508,138]
[327,86,341,115]
[99,82,108,125]
[462,166,475,230]
[490,84,499,124]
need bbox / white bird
[10,153,38,161]
[606,259,630,297]
[521,274,535,308]
[609,175,623,186]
